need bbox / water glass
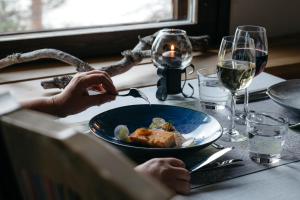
[197,66,230,110]
[197,67,231,132]
[246,112,288,164]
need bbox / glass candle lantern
[152,29,193,69]
[151,29,194,100]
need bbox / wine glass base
[221,129,247,142]
[235,110,256,125]
[235,113,247,125]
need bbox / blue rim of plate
[89,104,223,152]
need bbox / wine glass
[234,25,268,123]
[217,36,256,142]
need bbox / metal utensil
[237,88,269,104]
[289,122,300,130]
[189,147,234,174]
[211,142,225,149]
[117,88,150,105]
[200,158,243,171]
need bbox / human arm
[21,70,117,117]
[135,158,191,194]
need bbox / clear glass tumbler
[197,66,230,110]
[197,66,231,132]
[246,112,288,164]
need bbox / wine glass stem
[230,92,237,135]
[244,88,249,115]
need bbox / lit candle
[169,44,176,58]
[162,44,182,67]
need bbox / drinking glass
[197,67,231,131]
[217,36,256,142]
[197,66,230,109]
[246,112,288,164]
[234,26,268,123]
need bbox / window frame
[0,0,230,59]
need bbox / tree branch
[0,33,209,89]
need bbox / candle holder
[152,29,194,101]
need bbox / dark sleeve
[0,127,22,200]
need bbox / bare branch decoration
[0,49,94,72]
[0,32,209,89]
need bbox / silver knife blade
[189,147,233,174]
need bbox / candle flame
[171,44,175,51]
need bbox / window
[1,0,190,33]
[0,0,230,58]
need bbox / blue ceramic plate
[89,104,222,156]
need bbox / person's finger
[84,70,99,75]
[166,166,190,182]
[85,94,116,106]
[85,70,106,76]
[100,71,114,86]
[74,70,116,94]
[161,169,190,194]
[89,85,103,92]
[175,169,191,182]
[80,74,117,95]
[85,70,111,79]
[88,84,106,94]
[85,70,114,86]
[73,71,90,80]
[163,158,186,168]
[171,180,191,195]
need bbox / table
[60,72,300,200]
[188,161,300,200]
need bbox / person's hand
[135,158,191,194]
[52,70,117,117]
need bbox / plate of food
[89,104,223,156]
[267,79,300,112]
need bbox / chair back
[0,109,173,200]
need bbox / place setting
[192,26,300,188]
[87,26,300,189]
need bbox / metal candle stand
[155,64,195,101]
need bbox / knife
[289,122,300,130]
[236,89,269,104]
[189,147,233,174]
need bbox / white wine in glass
[217,36,256,142]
